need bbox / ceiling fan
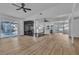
[12,3,31,13]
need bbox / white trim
[71,3,76,44]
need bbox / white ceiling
[0,3,79,20]
[25,3,73,20]
[0,3,60,19]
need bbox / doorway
[24,21,34,36]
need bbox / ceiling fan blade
[23,9,27,13]
[12,3,21,7]
[16,7,22,10]
[25,8,31,11]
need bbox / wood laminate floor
[0,33,79,55]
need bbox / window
[0,18,18,38]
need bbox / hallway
[0,33,78,55]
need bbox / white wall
[72,18,79,37]
[18,20,24,35]
[70,11,79,37]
